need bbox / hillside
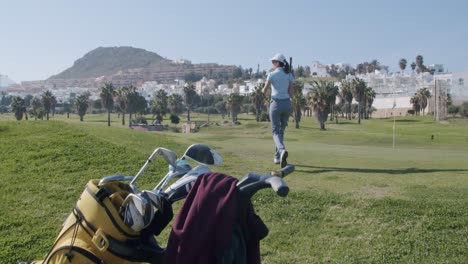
[49,46,172,79]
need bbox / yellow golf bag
[35,179,164,264]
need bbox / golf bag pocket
[40,179,163,264]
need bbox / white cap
[270,53,287,63]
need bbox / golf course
[1,113,468,263]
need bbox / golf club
[130,147,178,188]
[121,193,154,232]
[163,165,212,203]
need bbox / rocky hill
[49,46,172,79]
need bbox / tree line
[1,79,375,129]
[5,79,468,128]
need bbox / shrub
[460,102,468,118]
[134,117,147,124]
[448,105,459,117]
[194,106,218,114]
[170,114,180,125]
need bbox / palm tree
[151,89,168,124]
[63,99,73,118]
[364,87,376,119]
[307,81,338,130]
[29,97,43,120]
[416,55,424,70]
[125,86,137,126]
[291,82,306,128]
[399,58,407,74]
[116,86,130,126]
[250,85,265,122]
[351,78,367,124]
[41,90,56,120]
[410,94,421,115]
[11,96,26,121]
[168,93,184,115]
[100,83,116,126]
[411,62,417,73]
[75,93,90,121]
[183,83,197,122]
[127,88,148,127]
[339,80,354,120]
[215,100,228,119]
[416,88,431,115]
[227,93,243,122]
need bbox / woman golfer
[262,53,294,168]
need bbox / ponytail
[278,60,290,74]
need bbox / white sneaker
[280,150,288,168]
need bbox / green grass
[1,113,468,263]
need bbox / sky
[1,0,468,82]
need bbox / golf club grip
[236,173,260,188]
[239,174,289,199]
[265,176,289,197]
[271,165,295,178]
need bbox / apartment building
[347,69,468,117]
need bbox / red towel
[164,172,262,264]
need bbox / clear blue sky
[1,0,467,82]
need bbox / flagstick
[393,114,396,149]
[392,76,396,149]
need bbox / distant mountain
[49,46,172,79]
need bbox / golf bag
[36,179,164,264]
[29,144,292,264]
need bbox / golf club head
[140,190,165,212]
[164,175,198,203]
[155,159,192,191]
[98,175,135,186]
[131,147,178,187]
[164,165,212,203]
[182,144,223,166]
[122,193,154,231]
[167,159,193,180]
[155,147,178,168]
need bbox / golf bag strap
[95,187,111,201]
[49,245,104,264]
[73,206,164,262]
[83,186,140,238]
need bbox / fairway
[1,114,468,263]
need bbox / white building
[139,81,183,100]
[217,83,229,92]
[0,74,15,91]
[445,70,468,104]
[345,69,468,117]
[310,61,329,77]
[194,77,216,94]
[173,58,191,64]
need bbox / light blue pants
[269,98,292,160]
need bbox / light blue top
[266,68,294,100]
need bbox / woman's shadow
[294,164,468,175]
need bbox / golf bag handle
[238,165,294,200]
[237,165,294,188]
[264,176,289,197]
